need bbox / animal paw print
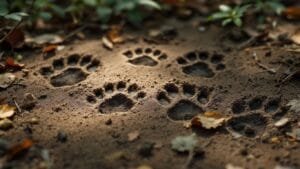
[156,83,213,121]
[39,54,100,87]
[86,81,146,114]
[231,96,281,114]
[122,47,168,67]
[228,113,267,138]
[176,50,226,78]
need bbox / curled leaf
[0,104,15,119]
[191,112,230,129]
[0,73,16,89]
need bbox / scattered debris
[281,70,300,84]
[5,57,25,71]
[0,104,15,119]
[136,165,153,169]
[0,119,13,130]
[225,163,244,169]
[274,118,289,127]
[138,142,154,158]
[291,29,300,45]
[105,118,112,125]
[105,151,127,161]
[287,98,300,113]
[274,165,296,169]
[0,73,16,89]
[21,93,37,111]
[190,112,230,129]
[57,131,68,143]
[102,36,113,50]
[286,128,300,141]
[128,130,140,142]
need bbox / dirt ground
[1,16,300,169]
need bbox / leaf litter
[189,112,231,130]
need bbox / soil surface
[1,16,300,169]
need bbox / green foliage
[0,1,28,22]
[1,0,161,25]
[208,5,250,27]
[209,0,285,27]
[244,0,285,15]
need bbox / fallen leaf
[287,98,300,113]
[5,28,25,49]
[42,44,57,53]
[127,130,140,142]
[107,25,124,44]
[5,57,24,71]
[171,133,198,152]
[105,151,127,161]
[25,34,63,45]
[274,118,289,127]
[0,104,15,119]
[274,165,295,169]
[7,138,33,160]
[0,118,13,130]
[191,112,230,129]
[102,36,113,50]
[0,73,16,89]
[283,7,300,20]
[291,29,300,45]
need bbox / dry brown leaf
[5,57,24,71]
[5,28,25,49]
[42,44,57,53]
[0,104,15,119]
[283,7,300,20]
[128,130,140,142]
[7,138,33,160]
[191,112,230,129]
[102,36,113,50]
[107,25,124,44]
[0,73,16,89]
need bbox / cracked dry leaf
[171,133,197,152]
[0,104,15,119]
[0,73,16,89]
[287,98,300,113]
[191,112,230,129]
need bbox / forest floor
[0,10,300,169]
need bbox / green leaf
[96,6,112,23]
[222,18,232,26]
[4,13,25,21]
[0,0,8,16]
[39,11,52,20]
[138,0,161,10]
[219,4,231,12]
[115,1,135,13]
[208,12,230,21]
[127,9,144,26]
[171,134,198,152]
[267,1,285,15]
[83,0,97,6]
[233,17,242,27]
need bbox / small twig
[182,149,194,169]
[13,99,22,113]
[253,52,276,74]
[64,25,87,41]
